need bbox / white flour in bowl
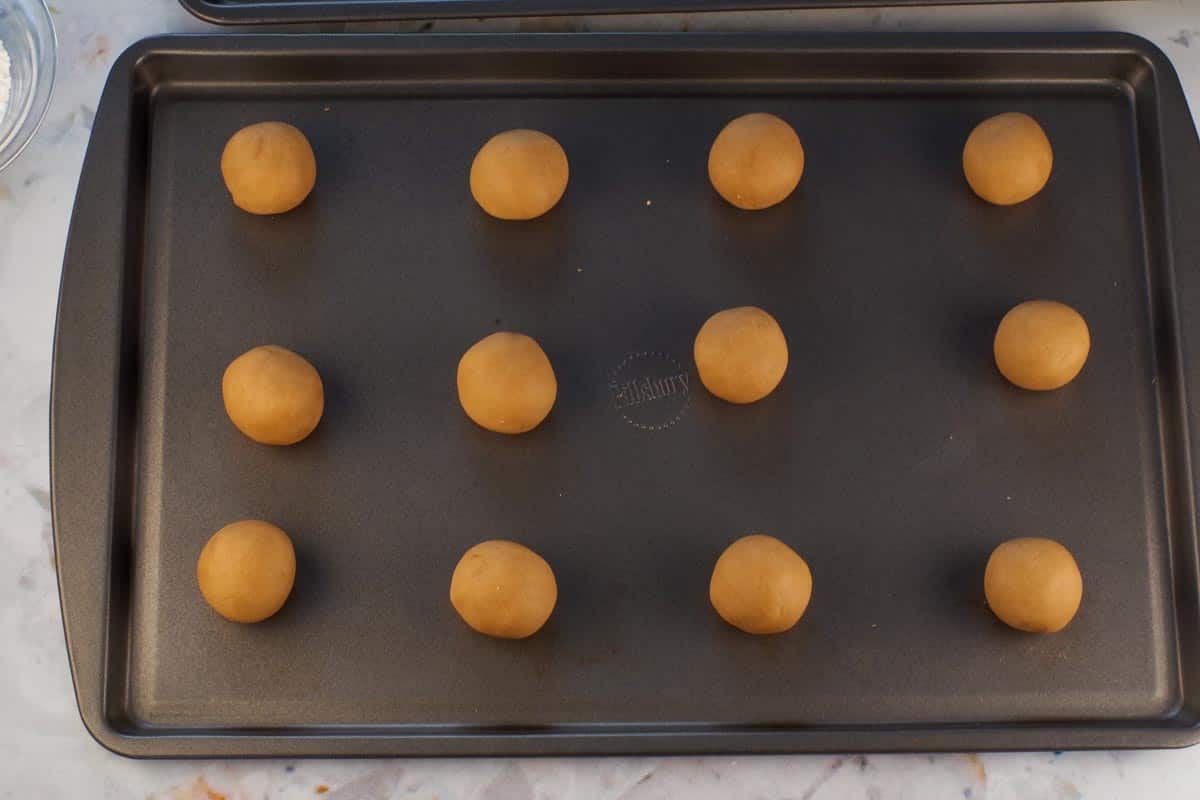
[0,40,10,120]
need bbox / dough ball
[993,300,1090,391]
[197,520,296,623]
[694,306,789,404]
[469,129,569,220]
[450,540,557,639]
[708,112,805,210]
[984,537,1082,633]
[963,112,1053,206]
[457,332,557,434]
[223,345,324,445]
[710,534,813,635]
[220,122,316,215]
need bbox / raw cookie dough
[450,540,557,639]
[993,300,1090,391]
[457,332,557,434]
[694,306,789,404]
[223,345,325,445]
[963,112,1053,206]
[984,537,1082,633]
[197,520,296,623]
[469,129,569,220]
[708,112,805,210]
[710,534,813,634]
[220,122,316,215]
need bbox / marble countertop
[5,0,1200,797]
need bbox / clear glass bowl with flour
[0,0,55,173]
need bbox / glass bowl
[0,0,55,173]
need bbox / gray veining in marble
[5,0,1200,796]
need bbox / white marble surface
[5,0,1200,797]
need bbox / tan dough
[963,112,1053,206]
[223,345,324,445]
[694,306,789,404]
[197,520,296,623]
[469,129,569,220]
[450,540,557,639]
[457,332,557,434]
[220,122,316,215]
[710,534,813,635]
[708,112,805,210]
[985,537,1082,633]
[993,300,1090,391]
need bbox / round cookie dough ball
[694,306,789,404]
[457,332,557,434]
[469,129,569,220]
[963,112,1053,206]
[450,540,557,639]
[993,300,1090,391]
[223,345,324,445]
[708,112,805,210]
[710,534,813,635]
[197,520,296,623]
[984,537,1082,633]
[220,122,316,215]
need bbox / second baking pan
[54,32,1200,756]
[179,0,1104,25]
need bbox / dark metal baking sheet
[178,0,1105,25]
[52,32,1200,757]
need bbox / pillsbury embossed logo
[608,352,690,431]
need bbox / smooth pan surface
[178,0,1099,25]
[52,34,1200,757]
